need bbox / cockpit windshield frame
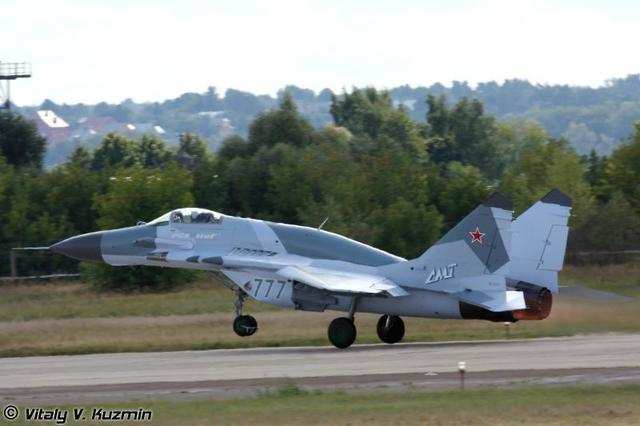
[148,208,223,226]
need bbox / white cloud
[2,0,639,105]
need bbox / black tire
[376,314,405,344]
[328,317,357,349]
[233,315,258,337]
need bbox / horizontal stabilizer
[425,274,507,294]
[452,289,526,312]
[277,266,408,297]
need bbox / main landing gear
[233,288,257,337]
[376,314,405,344]
[328,317,357,349]
[328,297,358,349]
[327,310,405,349]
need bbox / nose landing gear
[233,288,257,337]
[376,314,404,344]
[233,315,258,337]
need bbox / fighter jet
[50,189,571,349]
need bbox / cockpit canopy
[148,208,223,226]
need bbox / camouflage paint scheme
[51,191,571,321]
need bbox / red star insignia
[468,227,485,244]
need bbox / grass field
[7,384,640,425]
[0,262,638,357]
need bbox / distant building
[74,116,124,138]
[34,110,70,143]
[197,110,225,118]
[218,117,234,139]
[129,123,166,136]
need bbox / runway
[2,333,640,403]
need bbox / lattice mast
[0,62,32,109]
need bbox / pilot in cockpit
[193,212,214,223]
[170,211,184,223]
[158,208,221,226]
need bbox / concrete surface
[1,333,639,404]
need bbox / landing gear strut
[376,314,404,344]
[328,297,358,349]
[233,288,257,337]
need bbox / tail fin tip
[483,192,513,211]
[541,189,572,207]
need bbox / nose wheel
[233,315,258,337]
[376,314,404,344]
[233,288,258,337]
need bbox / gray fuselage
[51,209,464,320]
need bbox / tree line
[27,75,640,169]
[2,88,639,291]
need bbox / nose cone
[51,232,103,262]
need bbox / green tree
[138,135,172,168]
[0,156,16,247]
[67,146,93,169]
[95,165,193,228]
[607,123,640,211]
[218,135,250,159]
[247,93,314,153]
[584,149,611,203]
[93,102,132,122]
[91,133,140,170]
[85,165,198,292]
[176,133,209,169]
[426,96,502,178]
[500,137,594,229]
[330,88,424,152]
[370,199,443,259]
[493,119,549,168]
[43,162,103,235]
[192,156,229,212]
[0,157,101,275]
[434,162,490,226]
[264,144,316,223]
[0,111,46,169]
[570,193,640,252]
[2,170,71,248]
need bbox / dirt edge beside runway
[3,367,640,405]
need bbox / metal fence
[0,245,80,282]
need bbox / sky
[2,0,640,106]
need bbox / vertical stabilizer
[380,193,513,291]
[421,192,513,277]
[510,189,572,293]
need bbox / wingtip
[483,192,513,211]
[541,189,572,207]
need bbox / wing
[276,266,409,297]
